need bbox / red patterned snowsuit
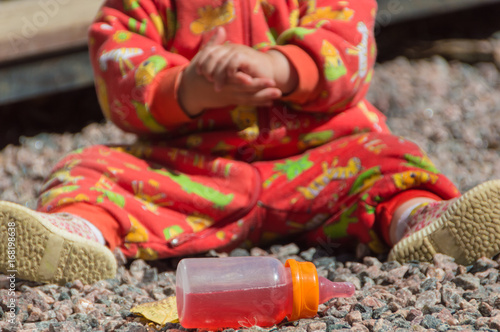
[38,0,459,259]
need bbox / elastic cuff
[50,202,122,251]
[376,190,443,246]
[149,64,192,127]
[269,45,319,104]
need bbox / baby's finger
[230,71,253,85]
[212,50,237,91]
[252,87,282,102]
[194,47,212,75]
[230,72,275,88]
[229,75,276,94]
[237,87,281,106]
[224,53,243,80]
[195,27,227,74]
[203,26,226,48]
[249,77,276,89]
[198,47,232,82]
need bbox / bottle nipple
[285,259,355,322]
[318,277,355,304]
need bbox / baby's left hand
[195,27,276,91]
[195,27,297,95]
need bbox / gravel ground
[1,54,500,331]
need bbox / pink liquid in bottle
[178,284,293,328]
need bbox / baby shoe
[0,201,116,285]
[388,179,500,266]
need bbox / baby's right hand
[194,27,298,98]
[178,59,282,117]
[194,27,276,92]
[177,27,282,117]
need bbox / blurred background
[1,0,500,205]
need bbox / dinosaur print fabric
[38,131,459,258]
[37,0,460,258]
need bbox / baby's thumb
[203,26,226,47]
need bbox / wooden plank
[0,50,93,105]
[1,0,498,64]
[376,0,500,25]
[2,0,499,63]
[0,0,103,63]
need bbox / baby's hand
[178,65,282,116]
[178,34,282,117]
[194,27,276,91]
[178,27,299,117]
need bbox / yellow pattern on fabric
[297,157,361,199]
[56,194,90,207]
[125,214,149,243]
[186,212,215,232]
[40,186,80,206]
[132,180,170,215]
[134,247,159,260]
[190,0,235,34]
[300,7,354,25]
[95,77,112,120]
[150,13,165,41]
[231,106,260,141]
[321,40,347,81]
[135,56,168,88]
[393,171,439,190]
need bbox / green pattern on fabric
[404,154,440,174]
[323,203,358,239]
[129,18,148,35]
[274,154,314,181]
[277,27,315,43]
[91,188,126,208]
[152,169,234,209]
[349,166,381,195]
[132,101,167,133]
[164,225,184,240]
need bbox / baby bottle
[176,256,355,329]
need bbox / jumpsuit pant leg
[37,130,460,258]
[252,132,460,252]
[37,144,262,259]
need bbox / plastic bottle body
[176,257,293,328]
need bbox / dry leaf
[130,296,179,325]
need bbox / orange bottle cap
[285,259,319,321]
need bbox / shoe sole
[0,201,117,285]
[388,179,500,266]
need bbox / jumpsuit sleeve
[88,0,191,134]
[271,0,377,112]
